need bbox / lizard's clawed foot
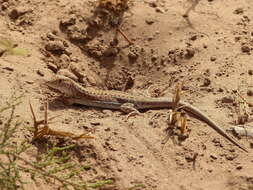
[126,111,142,120]
[61,97,75,106]
[120,103,142,120]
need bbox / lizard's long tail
[180,101,248,152]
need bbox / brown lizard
[45,75,247,152]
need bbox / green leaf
[87,179,114,188]
[9,47,28,56]
[0,38,13,49]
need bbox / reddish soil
[0,0,253,189]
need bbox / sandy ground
[0,0,253,189]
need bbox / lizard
[45,75,247,152]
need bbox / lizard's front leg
[120,103,141,119]
[61,97,76,106]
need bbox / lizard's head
[45,75,76,96]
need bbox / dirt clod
[241,45,251,53]
[202,78,211,87]
[145,18,155,25]
[47,63,58,73]
[221,96,234,103]
[58,69,78,81]
[3,66,14,71]
[233,8,244,15]
[9,6,31,20]
[36,70,44,77]
[184,48,195,59]
[45,41,66,54]
[210,154,218,160]
[210,56,217,62]
[247,89,253,96]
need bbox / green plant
[128,184,146,190]
[0,96,26,189]
[0,37,28,57]
[0,97,114,190]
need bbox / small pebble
[60,17,76,27]
[190,35,197,41]
[247,89,253,96]
[45,40,65,53]
[147,36,154,41]
[155,7,164,13]
[233,8,244,15]
[248,70,253,75]
[36,70,44,77]
[241,45,250,53]
[221,96,234,103]
[184,48,195,59]
[235,36,241,42]
[64,117,73,124]
[149,1,158,8]
[25,80,34,84]
[226,155,235,161]
[1,2,9,10]
[217,88,224,92]
[203,78,211,87]
[39,105,44,111]
[210,56,217,62]
[104,47,119,57]
[47,63,58,73]
[9,7,31,20]
[90,121,100,126]
[3,66,14,71]
[151,54,158,62]
[210,154,218,160]
[145,18,155,25]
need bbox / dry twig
[116,27,133,45]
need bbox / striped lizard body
[45,75,247,152]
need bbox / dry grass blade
[116,27,133,44]
[163,82,189,145]
[183,0,200,17]
[172,83,182,111]
[180,112,188,135]
[36,127,95,140]
[182,0,201,27]
[173,82,188,136]
[234,92,250,125]
[172,81,186,112]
